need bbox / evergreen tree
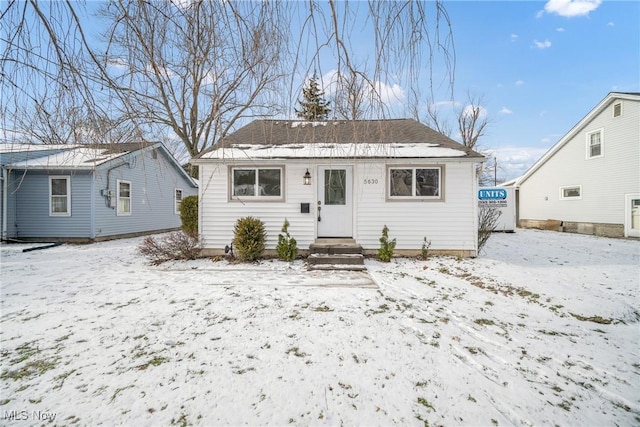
[295,72,332,120]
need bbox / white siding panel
[200,161,316,251]
[355,161,477,250]
[520,98,640,225]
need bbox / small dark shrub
[478,205,501,253]
[233,216,266,262]
[180,195,198,237]
[420,236,432,261]
[138,231,201,265]
[378,225,396,262]
[276,219,298,261]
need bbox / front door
[625,194,640,238]
[317,166,352,237]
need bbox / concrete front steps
[307,238,366,271]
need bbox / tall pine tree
[295,72,331,120]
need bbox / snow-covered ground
[1,229,638,426]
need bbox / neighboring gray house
[0,142,197,242]
[511,92,640,238]
[193,119,485,257]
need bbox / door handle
[317,204,321,222]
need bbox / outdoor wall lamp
[303,169,312,185]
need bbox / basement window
[560,185,581,200]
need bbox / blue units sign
[478,188,508,207]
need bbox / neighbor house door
[625,194,640,238]
[317,166,352,237]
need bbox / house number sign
[363,178,379,184]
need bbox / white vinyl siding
[117,179,131,216]
[49,176,71,216]
[519,97,639,226]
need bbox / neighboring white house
[193,119,485,257]
[511,92,640,238]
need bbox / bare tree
[3,1,456,157]
[458,92,489,151]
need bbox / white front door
[317,166,352,237]
[625,194,640,238]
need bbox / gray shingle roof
[207,119,484,159]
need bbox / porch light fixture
[303,169,312,185]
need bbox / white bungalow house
[511,92,639,238]
[193,119,485,257]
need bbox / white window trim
[559,185,582,200]
[229,166,285,202]
[387,165,444,201]
[49,175,71,217]
[175,188,183,215]
[116,179,132,216]
[613,102,622,118]
[585,128,604,159]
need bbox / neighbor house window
[560,185,581,200]
[175,188,183,214]
[231,167,283,200]
[388,166,442,200]
[613,102,622,118]
[117,179,131,215]
[49,176,71,216]
[586,129,603,159]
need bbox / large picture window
[389,167,442,200]
[49,176,71,216]
[117,180,131,215]
[231,167,282,200]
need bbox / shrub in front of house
[378,225,396,262]
[180,195,198,237]
[276,218,298,261]
[233,216,266,262]
[138,231,201,265]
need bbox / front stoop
[307,239,366,271]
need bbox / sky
[5,1,639,183]
[409,0,640,181]
[2,228,638,425]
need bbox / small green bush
[378,225,396,262]
[233,216,266,262]
[276,219,298,261]
[420,236,432,261]
[180,195,198,237]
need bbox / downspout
[90,170,96,239]
[103,162,131,208]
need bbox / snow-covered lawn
[1,229,638,426]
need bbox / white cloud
[510,34,519,42]
[543,0,601,17]
[515,80,525,86]
[487,145,550,181]
[556,27,566,32]
[608,22,615,27]
[533,39,552,49]
[499,107,514,115]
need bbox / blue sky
[412,0,639,181]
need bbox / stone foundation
[518,219,624,238]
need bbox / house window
[560,185,581,200]
[49,176,71,216]
[586,129,603,159]
[117,180,131,215]
[388,166,442,200]
[175,188,183,214]
[613,102,622,118]
[231,167,282,200]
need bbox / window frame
[116,179,132,216]
[586,128,604,159]
[174,188,183,215]
[49,175,71,217]
[559,185,582,200]
[229,166,284,202]
[387,165,444,201]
